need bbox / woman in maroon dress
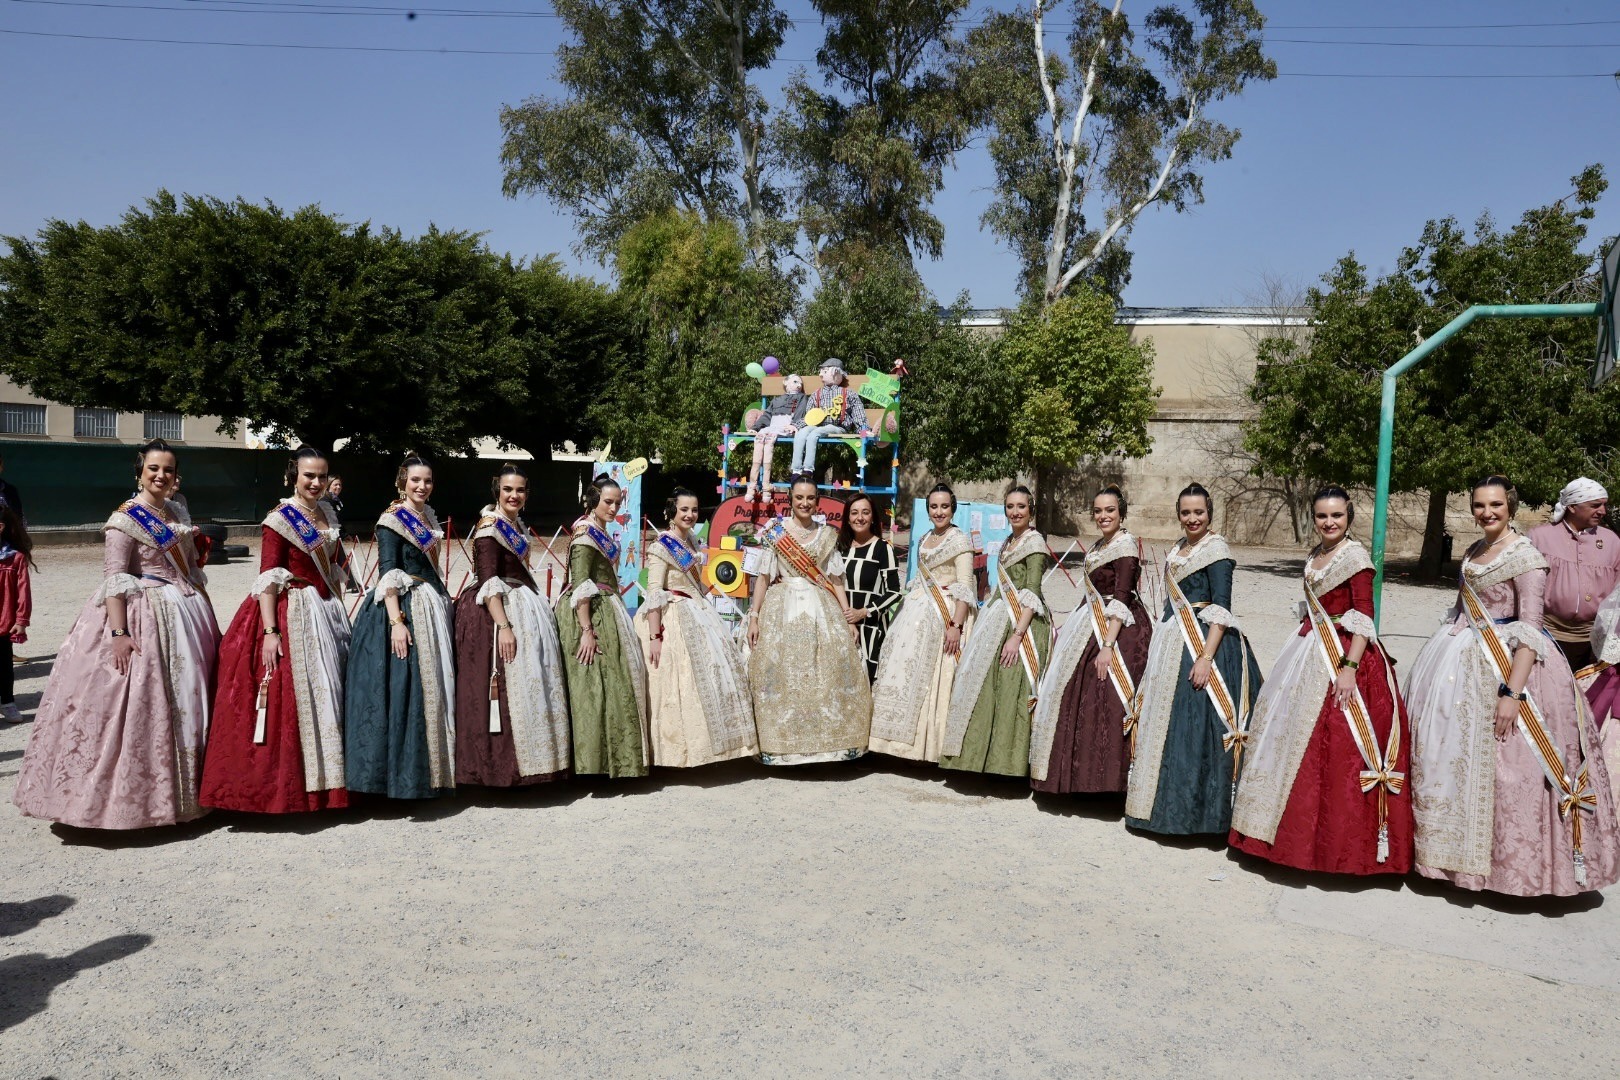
[452,463,572,786]
[200,446,353,813]
[1031,485,1152,795]
[1230,486,1413,874]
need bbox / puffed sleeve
[1104,556,1140,626]
[1502,567,1551,661]
[96,529,143,605]
[566,543,603,607]
[641,550,675,612]
[1339,568,1378,641]
[371,528,419,601]
[1199,559,1239,628]
[260,525,291,572]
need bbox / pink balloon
[762,356,780,375]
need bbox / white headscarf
[1552,477,1608,523]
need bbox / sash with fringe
[1459,573,1598,884]
[1303,577,1404,863]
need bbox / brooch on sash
[123,501,178,551]
[585,522,620,562]
[656,532,700,573]
[392,506,436,552]
[493,516,529,559]
[277,502,323,552]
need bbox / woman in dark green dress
[940,485,1052,778]
[344,453,457,799]
[1125,483,1264,835]
[556,475,649,778]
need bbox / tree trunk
[1418,488,1450,579]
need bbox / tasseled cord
[254,671,272,745]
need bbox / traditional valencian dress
[453,507,572,787]
[1406,535,1619,896]
[344,502,457,799]
[748,518,872,765]
[14,499,219,829]
[1230,540,1414,873]
[843,535,903,681]
[1125,534,1263,835]
[556,520,650,778]
[868,525,977,762]
[941,528,1051,777]
[200,499,352,813]
[1031,530,1151,795]
[635,529,756,767]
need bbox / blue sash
[656,532,698,574]
[493,515,529,559]
[276,502,323,552]
[584,522,620,562]
[122,501,178,552]
[391,506,436,552]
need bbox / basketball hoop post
[1370,301,1606,626]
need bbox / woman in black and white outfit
[839,493,902,681]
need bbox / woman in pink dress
[14,439,221,830]
[1407,475,1620,896]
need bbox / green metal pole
[1370,302,1605,627]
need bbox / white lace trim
[251,567,297,596]
[475,577,512,606]
[1199,604,1238,628]
[1085,531,1137,571]
[372,568,416,602]
[639,588,675,613]
[1103,598,1134,627]
[94,573,144,605]
[1338,609,1377,641]
[568,578,603,607]
[998,528,1047,569]
[1015,587,1046,618]
[945,582,976,606]
[824,548,846,578]
[1303,539,1374,596]
[1166,533,1232,580]
[1498,620,1551,662]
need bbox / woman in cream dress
[636,487,756,767]
[747,478,872,765]
[869,484,976,761]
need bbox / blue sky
[2,0,1617,311]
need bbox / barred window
[0,403,46,436]
[144,411,183,442]
[73,407,119,439]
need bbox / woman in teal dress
[556,475,649,778]
[941,485,1052,778]
[344,453,457,799]
[1125,483,1264,835]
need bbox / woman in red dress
[200,446,353,813]
[1229,486,1414,874]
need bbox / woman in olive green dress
[941,485,1052,777]
[556,475,650,778]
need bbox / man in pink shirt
[1530,477,1620,672]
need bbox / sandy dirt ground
[3,538,1618,1078]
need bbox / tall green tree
[777,0,979,269]
[499,0,791,265]
[598,210,789,469]
[0,192,615,458]
[1245,165,1619,574]
[965,0,1274,305]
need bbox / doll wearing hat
[788,358,871,482]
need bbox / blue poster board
[599,460,644,613]
[905,498,1014,587]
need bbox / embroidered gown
[556,524,650,778]
[1583,579,1620,817]
[344,504,457,799]
[941,529,1052,778]
[1406,536,1619,896]
[1125,535,1264,836]
[200,501,352,813]
[748,521,872,765]
[843,536,903,681]
[1229,541,1414,873]
[453,509,572,787]
[14,499,219,829]
[1031,531,1152,794]
[868,526,978,762]
[635,530,756,768]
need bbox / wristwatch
[1498,682,1528,702]
[110,628,131,638]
